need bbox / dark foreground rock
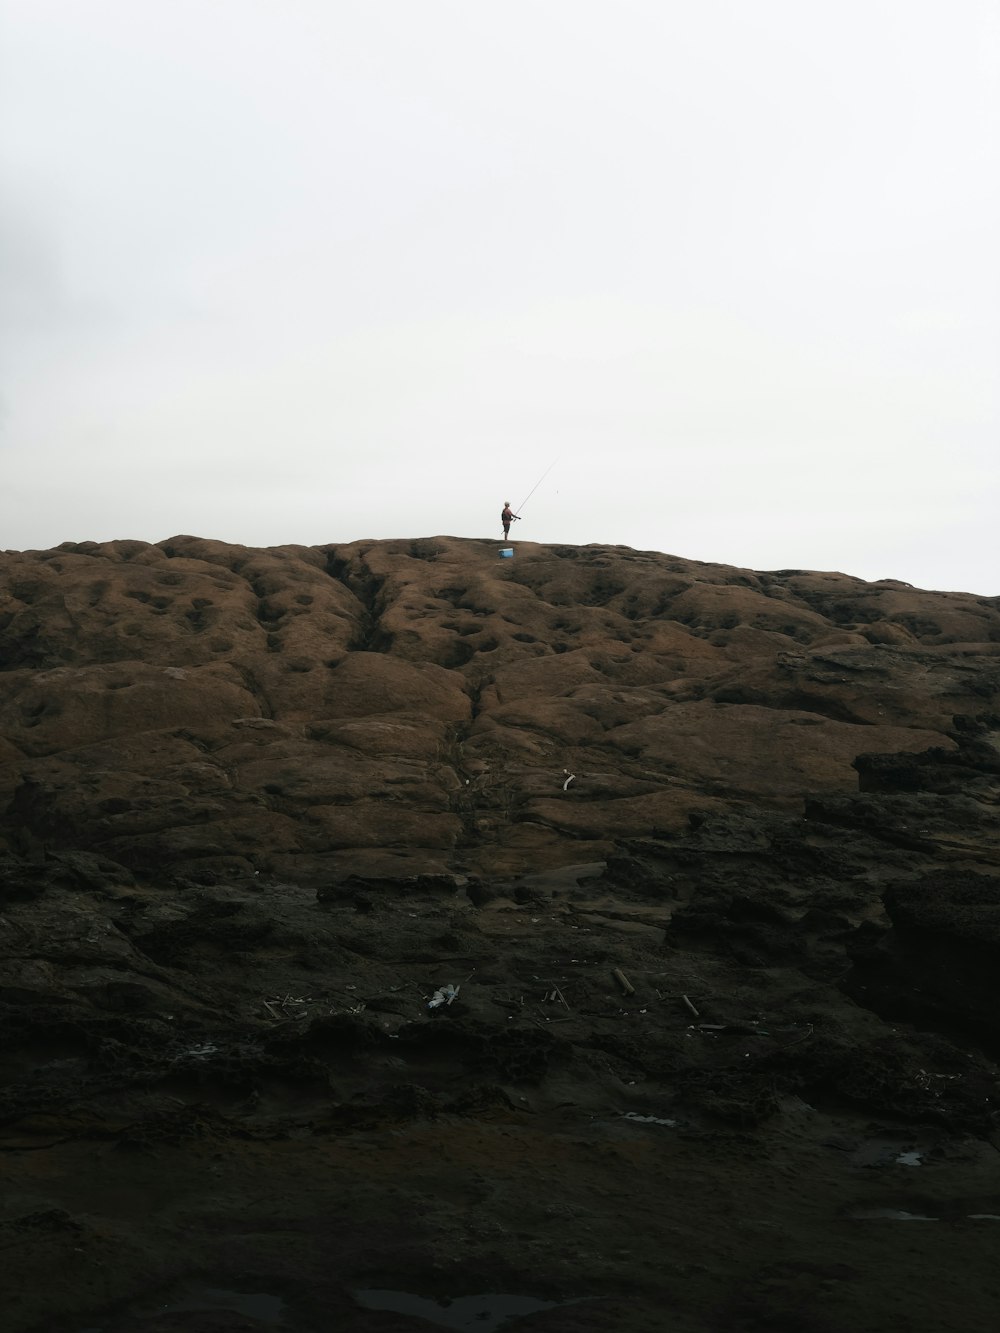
[2,537,1000,1332]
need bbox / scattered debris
[427,984,460,1010]
[781,1022,814,1047]
[181,1044,219,1062]
[613,968,635,996]
[262,995,313,1022]
[621,1112,678,1127]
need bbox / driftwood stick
[681,994,700,1018]
[613,968,635,996]
[781,1023,814,1048]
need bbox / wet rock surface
[2,536,1000,1331]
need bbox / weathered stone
[2,536,998,883]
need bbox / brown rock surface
[2,536,994,882]
[2,535,1000,1333]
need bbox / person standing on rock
[501,502,520,540]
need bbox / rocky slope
[2,536,1000,1333]
[2,533,996,882]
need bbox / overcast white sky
[1,1,997,593]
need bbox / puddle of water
[850,1208,939,1221]
[354,1289,568,1331]
[622,1112,678,1127]
[849,1138,925,1169]
[147,1285,285,1322]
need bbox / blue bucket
[499,548,514,559]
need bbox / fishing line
[516,458,558,514]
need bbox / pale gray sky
[2,1,997,592]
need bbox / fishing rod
[515,458,558,515]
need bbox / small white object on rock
[427,984,459,1010]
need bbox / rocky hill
[2,535,1000,1333]
[3,533,997,882]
